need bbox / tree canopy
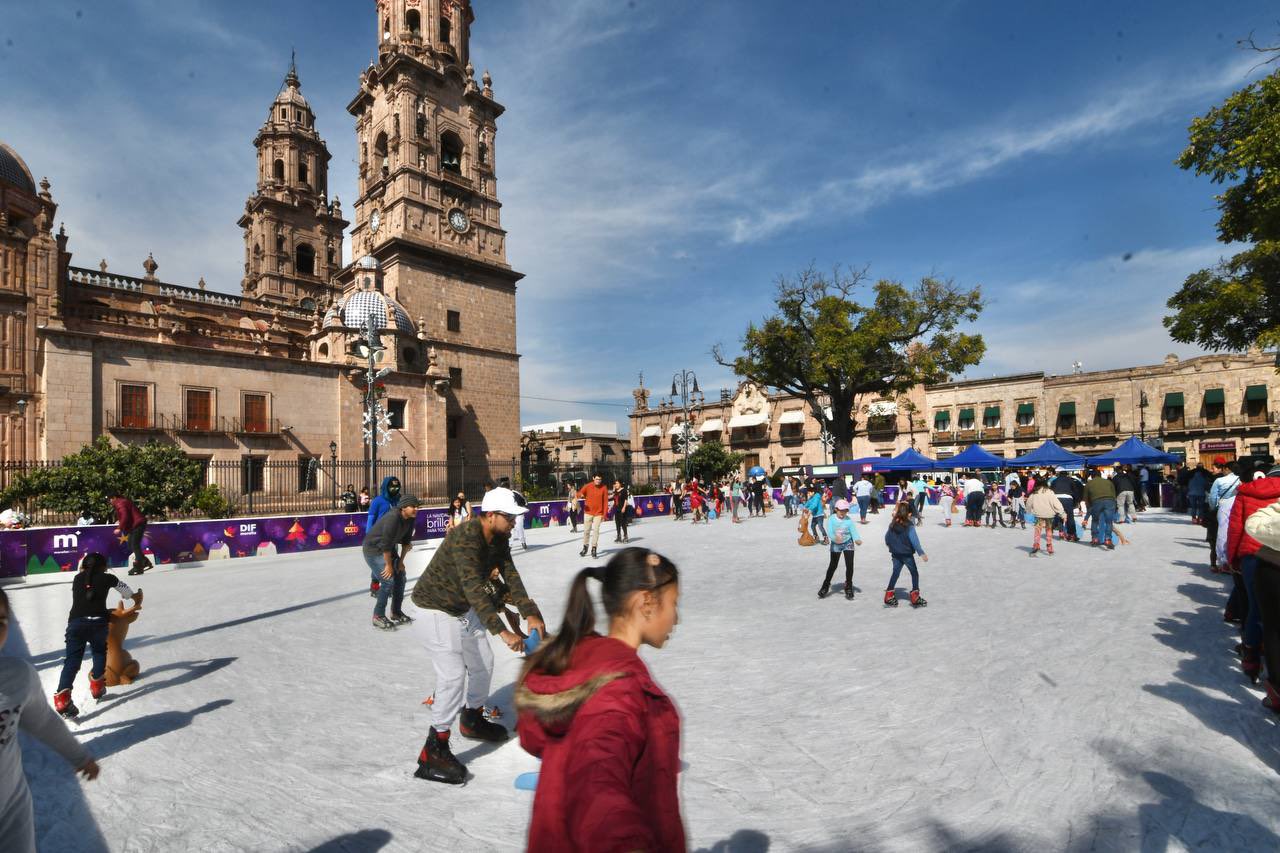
[1165,68,1280,353]
[686,440,745,482]
[715,266,985,462]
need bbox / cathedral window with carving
[296,244,316,276]
[406,9,422,38]
[298,159,309,186]
[273,159,285,182]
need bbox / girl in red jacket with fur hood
[515,548,684,852]
[1225,472,1280,685]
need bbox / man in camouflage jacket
[408,487,545,784]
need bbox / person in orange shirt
[577,473,611,559]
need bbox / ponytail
[523,548,679,678]
[525,566,597,676]
[79,552,108,576]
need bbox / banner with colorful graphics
[0,495,674,579]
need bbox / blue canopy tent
[876,447,939,472]
[1085,436,1180,466]
[1007,440,1086,469]
[938,444,1007,470]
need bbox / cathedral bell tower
[239,62,349,310]
[342,0,523,464]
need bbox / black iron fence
[0,457,685,526]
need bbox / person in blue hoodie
[365,476,403,597]
[883,501,929,608]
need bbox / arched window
[300,297,317,312]
[298,158,309,186]
[276,233,286,253]
[272,159,285,181]
[383,17,391,41]
[416,112,426,138]
[318,342,329,358]
[439,17,451,45]
[295,244,316,276]
[478,142,488,165]
[440,131,463,174]
[374,132,389,176]
[402,346,416,364]
[406,9,421,37]
[326,244,335,265]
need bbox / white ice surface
[6,508,1280,852]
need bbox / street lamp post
[1139,390,1149,441]
[329,440,338,509]
[670,370,702,478]
[351,257,393,494]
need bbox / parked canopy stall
[1007,439,1087,469]
[1084,436,1180,467]
[938,443,1007,470]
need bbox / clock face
[448,209,469,233]
[370,209,381,233]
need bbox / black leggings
[614,509,629,537]
[127,522,150,568]
[1256,557,1280,692]
[823,549,854,589]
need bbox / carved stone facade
[0,0,519,471]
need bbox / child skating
[818,499,862,600]
[54,552,141,718]
[883,501,929,608]
[1024,481,1066,556]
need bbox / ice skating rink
[7,507,1280,852]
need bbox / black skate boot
[817,583,831,599]
[910,590,928,608]
[390,612,414,626]
[591,547,598,559]
[53,688,78,719]
[460,706,510,742]
[579,546,588,557]
[844,586,855,601]
[415,728,466,784]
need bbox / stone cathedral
[0,0,521,491]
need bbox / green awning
[1204,388,1225,405]
[1058,402,1076,416]
[1246,384,1268,401]
[959,408,974,420]
[1096,398,1115,413]
[1163,392,1184,408]
[934,411,950,425]
[983,406,1001,419]
[1016,403,1034,416]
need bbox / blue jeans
[1188,494,1205,518]
[58,617,109,692]
[1091,499,1116,545]
[856,495,870,520]
[1242,556,1264,647]
[811,514,826,540]
[888,554,920,591]
[365,551,405,618]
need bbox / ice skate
[89,675,107,701]
[53,688,79,719]
[1241,645,1262,684]
[1264,682,1280,716]
[1029,547,1039,556]
[909,590,927,608]
[579,546,588,557]
[460,706,509,742]
[415,728,467,784]
[591,547,598,559]
[817,584,831,599]
[844,585,855,601]
[371,615,397,631]
[883,589,898,607]
[390,612,414,625]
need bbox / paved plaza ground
[7,505,1280,851]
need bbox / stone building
[520,419,629,478]
[0,0,519,493]
[628,379,929,477]
[629,352,1279,472]
[926,351,1279,466]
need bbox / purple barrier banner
[0,494,675,580]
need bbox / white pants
[1116,491,1136,521]
[511,516,527,548]
[413,607,494,731]
[1216,497,1236,567]
[581,513,604,549]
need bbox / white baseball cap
[480,487,528,515]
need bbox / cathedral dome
[0,142,36,194]
[333,289,414,334]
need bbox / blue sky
[2,0,1276,432]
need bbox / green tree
[1165,68,1280,352]
[0,437,207,520]
[686,440,745,482]
[714,266,985,462]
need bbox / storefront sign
[1200,440,1237,451]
